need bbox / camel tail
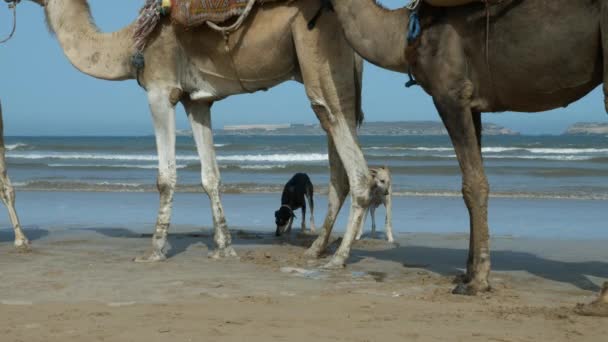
[354,54,365,127]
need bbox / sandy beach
[1,192,607,341]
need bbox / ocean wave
[47,163,188,170]
[11,180,608,200]
[525,148,608,154]
[5,143,29,151]
[7,152,195,161]
[364,146,608,155]
[8,152,328,163]
[216,153,328,162]
[480,155,596,161]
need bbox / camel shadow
[353,245,608,292]
[81,227,305,259]
[0,227,49,243]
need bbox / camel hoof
[575,302,608,317]
[452,281,491,296]
[321,257,346,270]
[14,239,31,252]
[303,246,323,259]
[208,246,238,260]
[134,252,167,263]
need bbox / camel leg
[135,89,177,262]
[578,5,608,315]
[294,12,370,268]
[355,208,368,241]
[305,138,349,257]
[436,100,491,295]
[370,207,377,238]
[0,100,29,250]
[575,282,608,317]
[295,8,368,264]
[184,100,236,259]
[384,187,394,243]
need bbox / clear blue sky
[0,0,606,136]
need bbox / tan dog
[356,166,394,243]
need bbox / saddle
[424,0,500,6]
[165,0,283,27]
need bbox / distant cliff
[206,121,519,136]
[564,122,608,135]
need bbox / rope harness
[0,0,19,44]
[132,0,257,92]
[404,0,494,89]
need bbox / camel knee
[156,172,176,194]
[311,104,335,133]
[0,182,15,205]
[201,173,220,195]
[462,176,489,206]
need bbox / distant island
[178,121,519,136]
[563,122,608,135]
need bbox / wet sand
[1,225,607,341]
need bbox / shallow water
[5,135,608,200]
[1,191,606,240]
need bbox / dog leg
[370,206,377,238]
[307,189,316,233]
[384,188,395,243]
[301,201,307,232]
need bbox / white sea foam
[365,146,608,155]
[5,143,28,151]
[450,154,595,161]
[238,164,288,170]
[525,148,608,154]
[8,152,328,163]
[216,153,328,162]
[47,163,188,169]
[8,152,200,162]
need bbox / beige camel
[316,0,608,313]
[30,0,372,265]
[0,100,29,250]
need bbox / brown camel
[312,0,608,314]
[0,100,29,250]
[30,0,372,265]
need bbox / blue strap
[408,10,421,43]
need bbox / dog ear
[275,210,280,218]
[287,186,295,193]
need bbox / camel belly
[175,4,299,99]
[462,0,602,112]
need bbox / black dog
[275,173,316,236]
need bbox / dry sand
[1,227,607,341]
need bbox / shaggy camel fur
[0,100,29,250]
[323,0,608,314]
[32,0,370,266]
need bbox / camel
[312,0,608,313]
[0,100,29,250]
[28,0,373,265]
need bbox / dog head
[275,206,295,236]
[370,166,391,196]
